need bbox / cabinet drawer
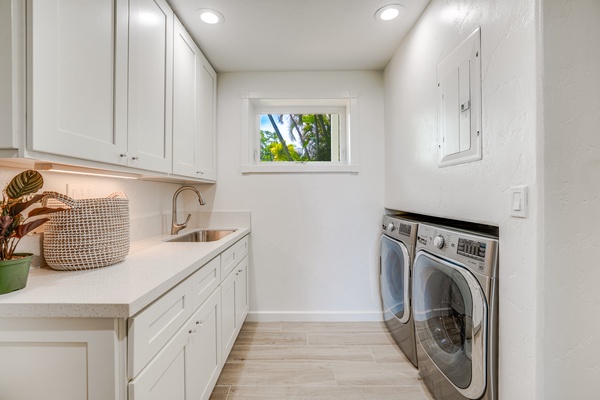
[128,279,193,379]
[190,256,220,310]
[221,236,248,280]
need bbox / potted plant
[0,170,64,295]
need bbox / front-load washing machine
[380,215,418,367]
[413,222,499,400]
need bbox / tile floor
[210,321,435,400]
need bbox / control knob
[433,235,445,249]
[387,222,395,232]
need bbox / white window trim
[240,91,360,174]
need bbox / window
[241,92,359,173]
[260,113,341,163]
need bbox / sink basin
[167,229,237,243]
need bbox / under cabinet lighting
[34,163,140,180]
[375,4,405,21]
[197,8,224,24]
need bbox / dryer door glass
[380,236,410,323]
[413,251,487,392]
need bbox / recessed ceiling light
[197,8,224,25]
[375,4,405,21]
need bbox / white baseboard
[246,311,383,322]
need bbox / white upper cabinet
[172,17,217,181]
[196,62,217,181]
[128,0,173,173]
[7,0,217,181]
[27,0,129,165]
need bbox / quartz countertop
[0,227,250,318]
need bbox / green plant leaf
[6,170,44,199]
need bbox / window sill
[241,164,359,174]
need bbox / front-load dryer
[413,222,499,400]
[380,215,418,367]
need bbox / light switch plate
[510,185,528,218]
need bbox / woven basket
[42,191,130,271]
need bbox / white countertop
[0,227,250,319]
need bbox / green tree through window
[260,114,337,162]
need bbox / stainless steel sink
[167,229,237,243]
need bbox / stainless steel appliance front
[380,215,419,367]
[413,223,498,400]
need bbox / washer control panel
[433,235,445,249]
[416,223,498,278]
[457,238,487,260]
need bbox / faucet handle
[183,214,192,227]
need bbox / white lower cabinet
[222,255,249,360]
[0,235,249,400]
[0,318,126,400]
[235,257,249,329]
[129,235,249,399]
[129,288,221,400]
[185,288,221,400]
[129,326,187,400]
[221,264,237,357]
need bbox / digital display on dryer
[398,224,412,236]
[457,238,486,260]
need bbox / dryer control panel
[382,215,418,244]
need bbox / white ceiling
[168,0,431,72]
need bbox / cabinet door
[186,288,222,400]
[128,0,173,172]
[128,322,188,400]
[172,17,200,178]
[221,255,249,360]
[221,267,237,360]
[28,0,128,164]
[0,317,124,400]
[1,0,24,150]
[129,289,222,400]
[196,60,217,181]
[172,17,217,180]
[235,256,249,328]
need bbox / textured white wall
[214,71,385,321]
[541,1,600,398]
[383,1,539,399]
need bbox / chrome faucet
[171,186,206,235]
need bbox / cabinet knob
[196,171,204,175]
[196,320,202,326]
[119,153,127,158]
[131,156,139,161]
